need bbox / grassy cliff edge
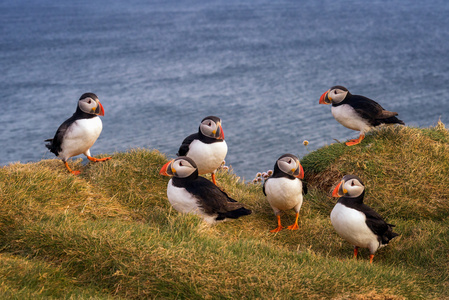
[0,123,448,299]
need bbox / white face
[277,156,299,176]
[328,87,348,104]
[342,178,365,198]
[78,96,99,114]
[199,118,222,139]
[172,158,197,178]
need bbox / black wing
[364,205,398,244]
[348,95,402,126]
[262,178,268,196]
[176,133,198,156]
[186,177,245,215]
[45,114,77,156]
[302,180,308,195]
[348,96,386,120]
[359,203,391,236]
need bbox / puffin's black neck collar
[338,190,365,205]
[74,107,98,119]
[198,129,223,144]
[171,170,199,186]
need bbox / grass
[0,123,448,299]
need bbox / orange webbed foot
[270,226,284,233]
[287,213,299,230]
[345,134,365,146]
[287,223,299,230]
[270,215,283,233]
[87,156,112,162]
[64,161,81,175]
[345,140,361,146]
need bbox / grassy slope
[0,123,448,299]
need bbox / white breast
[331,104,372,134]
[330,203,380,253]
[264,177,303,214]
[166,180,217,224]
[59,117,103,160]
[187,140,228,175]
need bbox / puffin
[319,86,405,146]
[177,116,227,185]
[45,93,111,175]
[330,175,399,263]
[263,154,307,233]
[159,156,252,224]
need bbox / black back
[332,92,404,126]
[171,171,251,220]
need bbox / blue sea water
[1,0,448,180]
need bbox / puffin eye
[351,181,355,186]
[208,122,211,126]
[179,161,183,166]
[88,100,92,104]
[288,159,292,164]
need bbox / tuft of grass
[420,119,449,143]
[0,124,448,299]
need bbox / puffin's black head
[199,116,224,140]
[273,153,304,179]
[319,86,350,105]
[332,174,365,198]
[77,92,105,116]
[159,156,199,179]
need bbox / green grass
[0,123,448,299]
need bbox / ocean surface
[1,0,448,180]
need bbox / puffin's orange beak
[296,164,304,179]
[159,160,173,176]
[319,90,332,105]
[332,181,343,197]
[217,123,225,140]
[97,101,105,116]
